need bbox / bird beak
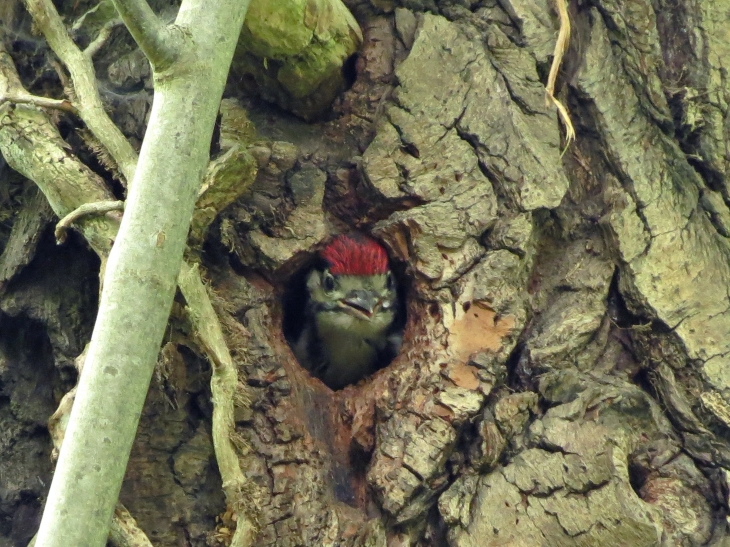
[340,290,380,318]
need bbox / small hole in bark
[628,459,650,494]
[342,53,358,90]
[462,301,471,312]
[401,142,420,158]
[281,235,406,390]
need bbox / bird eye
[322,271,336,293]
[386,271,395,291]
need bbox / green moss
[243,0,313,59]
[232,0,362,119]
[277,41,348,99]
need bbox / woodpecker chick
[293,235,403,390]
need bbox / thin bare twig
[55,200,125,243]
[23,0,138,185]
[0,92,78,114]
[85,18,124,58]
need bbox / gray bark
[2,0,730,545]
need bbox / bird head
[306,235,397,329]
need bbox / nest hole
[281,238,408,391]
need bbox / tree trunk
[1,0,730,546]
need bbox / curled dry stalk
[545,0,576,151]
[1,4,258,542]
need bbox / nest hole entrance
[281,243,407,391]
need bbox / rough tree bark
[1,0,730,546]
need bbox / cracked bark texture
[2,0,730,545]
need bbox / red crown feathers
[320,235,390,276]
